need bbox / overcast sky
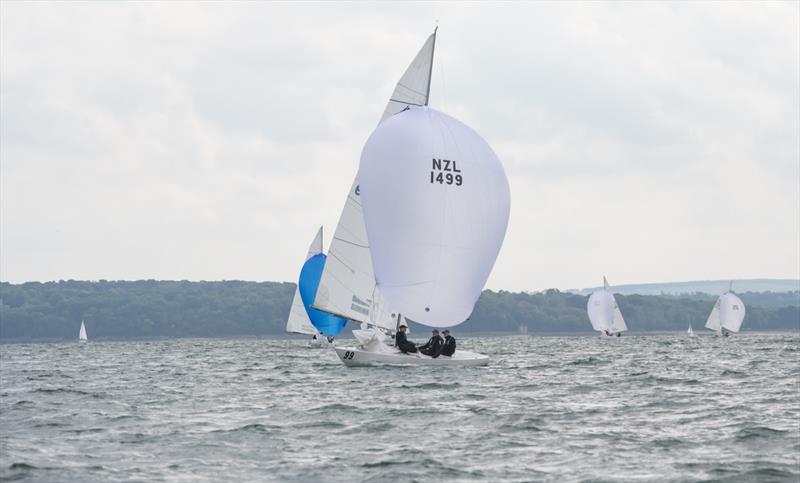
[1,2,798,291]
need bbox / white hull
[334,346,489,367]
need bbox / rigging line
[332,237,369,249]
[388,99,425,107]
[394,82,428,98]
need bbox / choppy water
[1,333,798,482]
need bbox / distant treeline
[0,280,797,341]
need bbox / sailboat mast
[424,26,437,106]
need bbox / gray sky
[1,2,798,291]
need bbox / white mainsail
[705,298,722,333]
[313,30,437,332]
[688,323,694,336]
[359,107,511,327]
[285,227,323,336]
[381,29,437,123]
[79,320,87,341]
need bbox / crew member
[395,325,417,353]
[441,329,456,356]
[418,329,444,358]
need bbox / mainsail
[313,30,437,332]
[285,227,323,336]
[705,299,722,332]
[359,107,511,327]
[79,320,87,341]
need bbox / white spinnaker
[313,31,437,331]
[79,320,87,341]
[285,227,323,336]
[359,107,511,327]
[719,292,746,333]
[705,298,722,332]
[587,290,614,332]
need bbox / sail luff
[424,27,437,106]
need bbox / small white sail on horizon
[705,282,746,335]
[587,276,627,336]
[688,323,694,337]
[313,29,438,333]
[79,320,87,342]
[285,227,324,337]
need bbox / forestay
[313,30,437,332]
[359,107,511,327]
[285,227,323,336]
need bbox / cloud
[1,2,798,291]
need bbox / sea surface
[1,333,798,482]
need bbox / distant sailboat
[285,227,328,346]
[78,320,88,342]
[687,323,694,337]
[705,281,746,336]
[587,276,628,337]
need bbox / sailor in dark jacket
[441,329,456,357]
[395,325,417,353]
[418,329,444,358]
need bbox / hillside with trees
[0,280,797,341]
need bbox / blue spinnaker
[299,253,348,336]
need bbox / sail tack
[359,107,511,327]
[313,30,437,332]
[285,227,324,336]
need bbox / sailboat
[587,276,628,337]
[317,29,510,367]
[687,322,694,337]
[285,227,329,347]
[705,281,746,336]
[78,320,88,342]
